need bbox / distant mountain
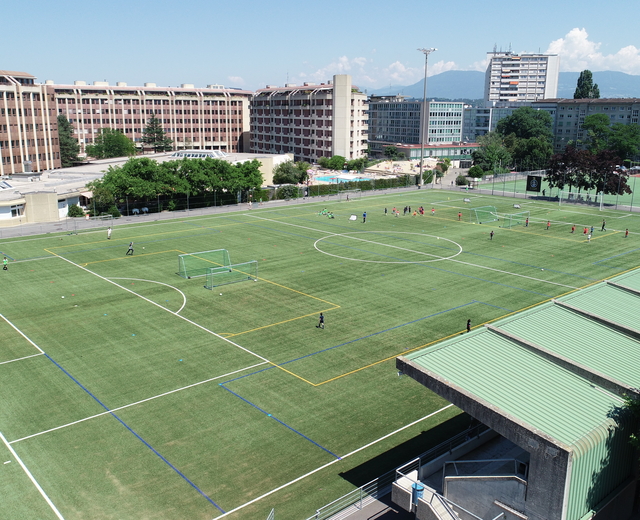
[363,70,640,100]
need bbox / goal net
[177,249,231,279]
[470,206,499,224]
[204,261,258,289]
[501,211,530,228]
[339,189,362,201]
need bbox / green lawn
[1,190,639,520]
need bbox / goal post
[204,260,258,289]
[470,206,499,224]
[501,211,530,228]
[177,249,231,279]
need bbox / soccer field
[1,191,639,520]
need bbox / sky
[4,0,640,92]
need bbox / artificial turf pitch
[1,190,639,520]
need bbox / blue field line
[0,252,15,261]
[42,353,225,514]
[219,385,341,460]
[593,248,640,265]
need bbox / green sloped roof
[405,331,621,447]
[496,304,640,388]
[610,268,640,292]
[560,283,640,331]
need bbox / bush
[422,170,434,184]
[67,204,84,218]
[277,185,298,200]
[456,175,469,186]
[106,205,121,218]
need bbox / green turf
[1,191,639,519]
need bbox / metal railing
[305,423,488,520]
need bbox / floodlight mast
[417,48,437,188]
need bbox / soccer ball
[220,293,223,296]
[143,247,145,249]
[61,296,65,298]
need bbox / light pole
[417,48,437,188]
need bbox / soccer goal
[204,260,258,289]
[339,189,361,201]
[470,206,499,224]
[501,211,530,228]
[177,249,231,279]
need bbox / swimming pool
[314,175,371,183]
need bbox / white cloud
[227,76,245,85]
[546,28,640,74]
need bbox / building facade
[484,51,559,104]
[549,97,640,152]
[250,75,368,163]
[368,95,464,157]
[51,81,252,155]
[0,70,60,176]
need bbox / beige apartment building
[51,80,253,155]
[250,74,368,163]
[0,70,60,176]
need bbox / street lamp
[417,48,437,188]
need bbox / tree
[472,132,511,173]
[57,115,79,167]
[141,114,173,153]
[609,123,640,162]
[434,158,451,183]
[86,128,136,159]
[468,165,484,179]
[582,114,612,153]
[273,161,302,184]
[383,146,402,160]
[574,70,600,99]
[496,107,554,142]
[327,155,346,171]
[67,204,84,217]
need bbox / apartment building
[484,51,559,104]
[367,95,464,157]
[550,97,640,152]
[0,70,60,175]
[250,74,368,163]
[51,81,252,155]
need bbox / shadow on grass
[339,413,472,488]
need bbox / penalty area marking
[0,431,66,520]
[108,277,188,314]
[314,232,463,264]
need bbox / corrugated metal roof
[560,283,640,331]
[405,330,620,447]
[609,268,640,292]
[496,303,640,388]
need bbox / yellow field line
[588,230,620,241]
[225,307,340,337]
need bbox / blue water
[315,175,371,183]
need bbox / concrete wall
[24,192,59,223]
[332,75,351,159]
[397,357,571,520]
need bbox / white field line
[212,404,454,520]
[108,277,188,314]
[0,313,44,353]
[0,431,66,520]
[0,353,44,365]
[248,215,578,289]
[10,361,268,445]
[48,253,273,366]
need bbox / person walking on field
[571,225,575,234]
[525,218,529,227]
[490,230,494,240]
[316,312,325,329]
[431,207,435,216]
[588,233,592,243]
[625,228,629,238]
[458,212,462,221]
[546,221,551,230]
[107,227,112,239]
[466,319,471,333]
[2,256,7,271]
[362,211,367,223]
[126,242,134,255]
[601,219,606,231]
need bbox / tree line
[86,157,263,216]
